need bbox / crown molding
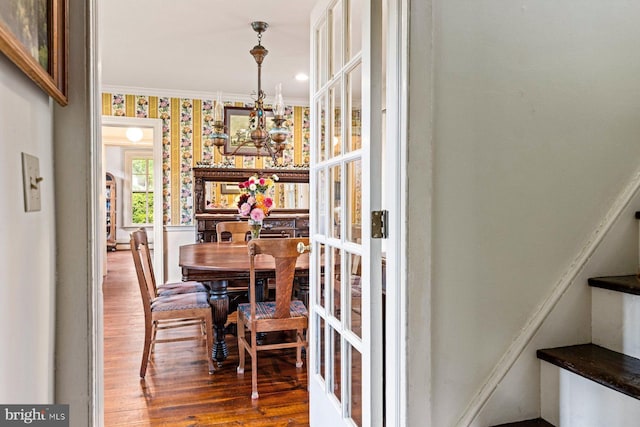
[101,85,309,107]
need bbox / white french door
[309,0,384,426]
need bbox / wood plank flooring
[103,250,309,426]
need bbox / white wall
[405,0,434,424]
[164,226,196,283]
[0,55,56,404]
[406,1,640,426]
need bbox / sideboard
[193,166,310,242]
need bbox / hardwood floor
[103,250,309,426]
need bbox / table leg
[207,280,229,366]
[296,276,310,308]
[294,276,309,356]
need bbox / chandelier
[211,21,289,163]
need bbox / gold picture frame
[0,0,68,105]
[220,183,241,194]
[223,106,274,156]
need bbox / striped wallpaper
[102,92,310,225]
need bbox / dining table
[179,241,310,365]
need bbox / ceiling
[100,0,316,104]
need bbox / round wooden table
[179,242,310,364]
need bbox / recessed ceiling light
[126,127,143,142]
[295,73,309,81]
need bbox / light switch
[22,152,42,212]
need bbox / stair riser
[541,362,640,426]
[592,287,640,360]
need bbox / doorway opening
[100,116,164,283]
[92,1,408,425]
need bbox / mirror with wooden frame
[193,167,309,215]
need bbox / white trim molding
[101,85,310,108]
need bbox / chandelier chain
[210,21,289,164]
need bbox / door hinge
[371,210,388,239]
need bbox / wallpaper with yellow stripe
[102,93,310,225]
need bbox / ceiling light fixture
[295,73,309,81]
[126,127,143,143]
[211,21,289,163]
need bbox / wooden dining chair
[216,221,251,242]
[237,237,310,399]
[130,234,215,377]
[131,229,207,296]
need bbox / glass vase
[249,219,262,239]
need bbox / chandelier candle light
[237,174,279,238]
[211,21,290,163]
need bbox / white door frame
[101,115,164,283]
[383,0,409,424]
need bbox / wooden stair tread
[491,418,554,427]
[537,343,640,400]
[588,274,640,296]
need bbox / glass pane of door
[331,164,342,239]
[331,326,342,402]
[347,251,362,338]
[346,159,362,242]
[316,243,327,308]
[316,169,327,235]
[317,315,326,380]
[330,83,342,159]
[317,95,327,162]
[350,344,363,425]
[348,0,362,60]
[347,63,363,152]
[331,246,341,320]
[316,19,328,91]
[331,0,344,78]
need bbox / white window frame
[123,149,154,227]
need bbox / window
[124,150,154,226]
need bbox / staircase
[492,419,554,427]
[490,214,640,426]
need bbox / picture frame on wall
[220,183,241,194]
[224,106,274,156]
[0,0,68,106]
